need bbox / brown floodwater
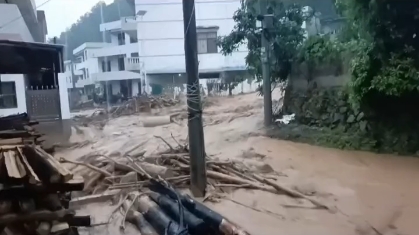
[68,93,419,235]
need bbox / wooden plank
[16,147,40,184]
[4,150,26,179]
[35,146,72,182]
[0,138,23,146]
[0,209,75,225]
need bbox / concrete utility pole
[100,3,111,113]
[182,0,207,197]
[260,0,273,126]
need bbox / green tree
[336,0,419,109]
[217,0,305,91]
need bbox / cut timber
[59,158,111,177]
[19,198,36,213]
[50,222,69,233]
[4,150,26,179]
[16,147,40,184]
[69,189,120,208]
[137,162,174,178]
[21,146,61,183]
[35,146,72,182]
[36,222,51,235]
[142,116,172,127]
[252,174,330,210]
[0,130,36,139]
[0,138,22,146]
[0,209,75,225]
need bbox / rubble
[0,113,89,235]
[63,134,330,235]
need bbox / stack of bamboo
[0,113,89,235]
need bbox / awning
[0,40,64,74]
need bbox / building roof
[73,42,110,56]
[0,40,64,74]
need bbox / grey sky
[36,0,113,38]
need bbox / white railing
[125,57,142,71]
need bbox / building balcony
[91,70,141,82]
[144,51,248,74]
[125,57,142,71]
[90,43,138,58]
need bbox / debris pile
[64,135,330,234]
[110,95,181,117]
[0,113,89,235]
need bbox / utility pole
[182,0,207,197]
[100,3,111,113]
[260,0,273,126]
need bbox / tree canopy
[218,0,306,88]
[51,0,135,60]
[336,0,419,111]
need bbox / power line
[138,17,234,23]
[137,0,240,6]
[0,0,55,29]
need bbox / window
[102,61,106,72]
[0,82,17,109]
[118,33,125,45]
[102,60,111,72]
[86,69,89,78]
[131,52,139,57]
[197,31,218,54]
[130,37,138,44]
[118,57,125,71]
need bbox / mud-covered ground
[59,93,419,235]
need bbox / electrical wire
[0,0,55,30]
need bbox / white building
[0,0,70,121]
[67,19,144,100]
[135,0,255,95]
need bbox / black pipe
[149,193,207,235]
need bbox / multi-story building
[68,18,144,101]
[135,0,254,95]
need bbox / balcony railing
[124,57,142,71]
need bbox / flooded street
[64,93,419,235]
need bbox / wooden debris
[0,113,89,234]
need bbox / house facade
[0,0,70,121]
[66,18,144,105]
[134,0,256,95]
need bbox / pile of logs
[0,113,89,235]
[110,95,180,117]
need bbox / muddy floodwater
[64,93,419,235]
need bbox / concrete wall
[135,0,248,74]
[0,3,32,117]
[0,74,27,117]
[58,73,71,119]
[289,61,350,90]
[0,4,33,41]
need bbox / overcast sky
[36,0,113,37]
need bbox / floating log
[3,150,26,179]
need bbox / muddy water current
[66,93,419,235]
